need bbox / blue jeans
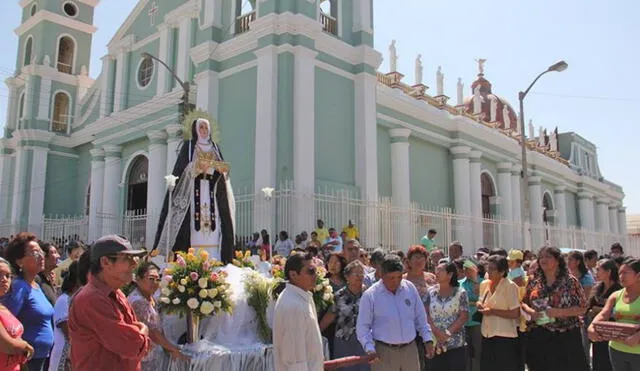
[26,357,46,371]
[609,347,640,371]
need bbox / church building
[0,0,628,253]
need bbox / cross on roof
[148,1,159,26]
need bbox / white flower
[187,298,199,309]
[165,174,179,189]
[172,298,181,305]
[324,285,332,293]
[322,293,331,301]
[208,288,218,298]
[178,285,186,293]
[161,288,171,296]
[198,278,208,289]
[199,289,209,298]
[213,301,222,308]
[159,280,168,288]
[160,297,171,304]
[315,284,323,291]
[200,301,215,315]
[179,278,188,286]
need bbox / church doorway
[126,155,148,212]
[542,192,555,241]
[481,173,497,248]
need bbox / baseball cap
[507,249,524,261]
[90,235,147,263]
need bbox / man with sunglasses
[68,235,149,370]
[273,252,324,371]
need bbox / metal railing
[320,12,337,35]
[51,120,68,134]
[235,11,256,35]
[57,62,72,74]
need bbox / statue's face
[197,121,209,140]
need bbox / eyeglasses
[29,251,44,259]
[305,267,317,276]
[0,273,11,280]
[108,254,139,264]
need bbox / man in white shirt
[273,252,324,371]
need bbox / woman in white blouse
[476,255,521,371]
[48,261,80,371]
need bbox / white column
[617,207,627,236]
[497,162,513,248]
[293,47,318,235]
[553,187,567,228]
[0,145,11,224]
[112,51,126,113]
[101,145,122,235]
[165,124,183,175]
[578,192,595,231]
[88,149,105,242]
[194,71,220,120]
[352,0,373,33]
[10,147,27,230]
[354,71,378,247]
[99,56,113,118]
[156,24,172,96]
[450,146,472,248]
[609,205,619,235]
[511,165,523,248]
[390,128,411,251]
[596,198,610,233]
[528,176,543,248]
[469,150,482,249]
[146,131,168,246]
[27,147,49,234]
[5,85,17,130]
[253,46,278,233]
[37,78,52,121]
[176,16,193,84]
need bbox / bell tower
[6,0,98,135]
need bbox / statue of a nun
[153,118,235,264]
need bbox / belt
[375,339,415,348]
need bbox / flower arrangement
[158,248,233,317]
[270,255,287,279]
[312,265,334,313]
[232,250,256,270]
[244,271,274,343]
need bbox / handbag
[472,291,489,323]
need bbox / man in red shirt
[69,235,150,370]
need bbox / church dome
[463,74,518,130]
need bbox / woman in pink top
[0,257,34,370]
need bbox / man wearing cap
[507,250,525,287]
[69,235,150,370]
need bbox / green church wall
[376,126,391,198]
[314,68,355,189]
[44,153,79,216]
[276,52,294,185]
[128,39,160,104]
[218,67,257,192]
[565,192,578,227]
[409,137,453,209]
[74,144,92,216]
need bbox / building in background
[0,0,632,255]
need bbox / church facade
[0,0,629,253]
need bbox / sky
[0,0,637,214]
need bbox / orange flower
[188,247,195,255]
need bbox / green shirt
[460,277,484,327]
[609,288,640,355]
[420,236,435,251]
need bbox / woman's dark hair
[613,256,625,268]
[569,251,589,278]
[279,231,288,240]
[453,258,465,272]
[407,245,428,260]
[390,250,405,261]
[584,250,599,261]
[621,258,640,274]
[535,246,569,281]
[284,252,314,281]
[489,248,508,257]
[326,253,346,281]
[477,261,487,278]
[61,261,80,295]
[135,261,160,280]
[5,232,38,274]
[40,242,54,257]
[262,234,270,246]
[439,262,460,287]
[77,250,91,285]
[305,245,319,257]
[595,259,620,297]
[344,260,365,277]
[487,255,509,278]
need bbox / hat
[90,235,147,263]
[507,249,524,261]
[463,259,478,270]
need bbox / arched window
[481,173,496,218]
[51,92,71,133]
[126,156,149,212]
[30,4,37,16]
[234,0,256,34]
[24,37,33,66]
[17,92,25,128]
[56,36,75,74]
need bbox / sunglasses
[108,254,139,264]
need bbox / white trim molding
[15,10,97,36]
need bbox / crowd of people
[0,225,638,371]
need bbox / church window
[56,36,75,74]
[51,92,71,133]
[17,92,25,128]
[62,2,78,17]
[320,0,338,36]
[137,56,155,89]
[234,0,256,35]
[30,4,37,16]
[24,37,33,66]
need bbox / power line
[530,91,640,102]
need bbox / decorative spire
[415,54,423,85]
[389,40,398,73]
[456,78,464,106]
[436,66,444,96]
[475,58,487,76]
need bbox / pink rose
[203,261,211,271]
[210,272,219,281]
[190,272,199,281]
[163,275,173,283]
[176,255,186,267]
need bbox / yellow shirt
[479,278,520,338]
[314,228,329,244]
[341,225,359,240]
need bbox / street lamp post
[141,52,191,115]
[518,60,568,251]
